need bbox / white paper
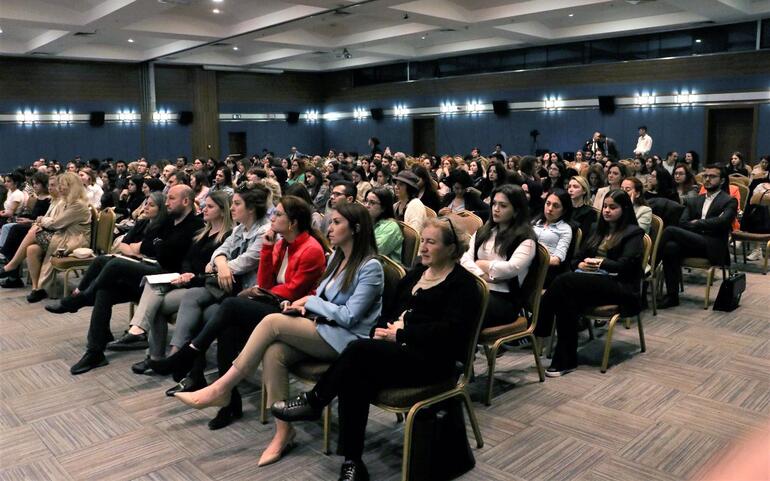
[144,273,180,285]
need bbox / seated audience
[673,163,699,201]
[148,195,326,428]
[593,162,627,210]
[350,166,372,204]
[725,151,749,177]
[535,189,644,376]
[621,177,653,233]
[0,172,91,302]
[532,189,573,284]
[567,175,597,238]
[393,171,427,233]
[191,171,211,211]
[0,172,25,224]
[210,168,235,198]
[645,165,680,203]
[269,216,481,481]
[304,167,329,213]
[439,169,489,221]
[364,187,403,264]
[658,165,738,308]
[79,167,104,209]
[461,185,536,327]
[173,203,383,468]
[410,164,442,213]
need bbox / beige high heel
[257,430,297,467]
[174,389,231,409]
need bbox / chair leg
[586,318,595,340]
[703,267,715,310]
[62,270,70,298]
[637,314,646,353]
[651,276,658,316]
[601,314,621,373]
[396,413,404,423]
[732,239,738,263]
[530,335,544,382]
[260,382,268,424]
[461,390,484,449]
[624,317,631,329]
[323,405,331,455]
[764,241,770,275]
[401,406,419,481]
[483,345,496,406]
[548,322,556,359]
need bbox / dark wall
[321,50,770,159]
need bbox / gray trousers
[130,283,188,359]
[169,286,220,350]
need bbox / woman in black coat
[535,189,644,376]
[439,169,489,221]
[269,217,483,481]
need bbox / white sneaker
[746,247,763,261]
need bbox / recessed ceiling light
[212,8,220,13]
[128,38,134,43]
[568,13,574,17]
[0,27,3,34]
[232,46,238,51]
[695,38,702,43]
[213,0,223,2]
[421,35,426,40]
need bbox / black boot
[208,388,243,430]
[338,460,369,481]
[271,392,322,422]
[45,293,89,314]
[147,344,198,379]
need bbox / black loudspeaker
[370,108,384,121]
[598,96,616,115]
[492,100,510,116]
[178,111,193,125]
[89,111,105,127]
[286,111,300,124]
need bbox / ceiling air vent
[73,31,97,36]
[333,10,352,15]
[212,42,232,47]
[157,0,191,5]
[31,52,53,55]
[439,28,456,33]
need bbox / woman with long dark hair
[645,165,679,202]
[211,167,234,197]
[726,151,749,177]
[593,162,627,210]
[174,203,383,468]
[535,189,644,376]
[438,169,489,221]
[461,184,535,327]
[673,163,699,202]
[541,160,567,198]
[410,164,441,212]
[191,171,211,211]
[304,167,329,213]
[621,177,653,234]
[364,187,403,264]
[532,189,573,281]
[287,158,306,186]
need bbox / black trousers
[1,223,32,259]
[191,297,280,376]
[311,339,455,460]
[85,258,161,352]
[659,226,710,298]
[534,272,636,369]
[483,290,519,328]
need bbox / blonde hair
[262,177,282,207]
[58,172,89,205]
[194,191,232,244]
[569,175,591,205]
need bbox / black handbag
[713,271,746,312]
[407,397,475,481]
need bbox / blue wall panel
[321,117,412,155]
[218,121,324,158]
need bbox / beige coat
[38,200,91,293]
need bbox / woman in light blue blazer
[173,202,383,467]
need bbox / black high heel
[147,344,197,378]
[208,388,243,430]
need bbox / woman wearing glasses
[269,217,482,481]
[461,184,536,327]
[364,187,403,264]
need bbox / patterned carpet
[0,265,768,481]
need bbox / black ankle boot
[271,392,322,422]
[147,344,198,378]
[339,460,369,481]
[208,388,242,430]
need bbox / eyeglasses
[440,216,458,246]
[701,174,720,179]
[330,191,346,198]
[363,199,380,206]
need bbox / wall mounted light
[675,91,693,104]
[306,110,319,122]
[440,102,458,115]
[54,111,73,123]
[353,107,368,120]
[16,110,38,123]
[635,93,655,106]
[544,97,562,110]
[466,101,482,114]
[394,105,409,117]
[152,110,172,122]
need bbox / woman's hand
[217,263,234,292]
[16,217,32,225]
[475,259,491,274]
[438,207,451,216]
[170,272,195,286]
[373,323,399,342]
[263,229,276,246]
[288,296,309,309]
[282,302,306,316]
[549,257,561,266]
[29,224,41,234]
[579,258,600,271]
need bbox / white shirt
[634,134,653,155]
[3,189,24,213]
[277,249,289,284]
[701,191,720,219]
[461,230,536,293]
[663,162,675,175]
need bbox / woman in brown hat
[392,170,427,233]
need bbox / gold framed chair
[729,174,750,187]
[731,232,770,275]
[644,215,664,316]
[371,274,488,481]
[478,242,550,406]
[584,234,651,373]
[50,207,115,296]
[445,211,483,236]
[397,221,420,267]
[681,256,727,309]
[259,255,407,454]
[424,206,437,218]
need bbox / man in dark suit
[658,164,738,308]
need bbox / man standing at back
[658,165,737,308]
[633,126,653,158]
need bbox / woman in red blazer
[150,195,327,429]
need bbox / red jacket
[257,231,326,301]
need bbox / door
[412,117,436,156]
[228,132,247,156]
[706,107,755,166]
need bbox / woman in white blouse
[392,171,427,234]
[78,168,103,209]
[461,184,536,327]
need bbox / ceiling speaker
[370,108,384,121]
[492,100,510,116]
[89,111,105,127]
[598,96,616,115]
[178,111,193,125]
[286,111,300,124]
